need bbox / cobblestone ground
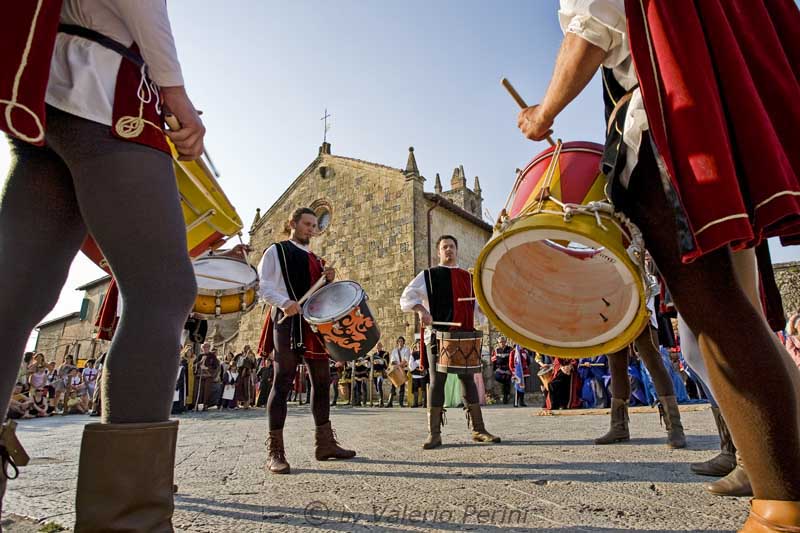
[5,403,749,532]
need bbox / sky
[3,1,799,349]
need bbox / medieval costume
[408,349,427,408]
[369,350,388,407]
[509,346,530,407]
[257,239,355,474]
[491,342,513,404]
[196,351,221,410]
[256,357,274,408]
[235,348,258,408]
[400,264,500,449]
[578,356,610,409]
[546,359,582,410]
[1,2,204,528]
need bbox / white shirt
[558,0,647,187]
[408,355,425,378]
[389,346,411,366]
[399,265,486,326]
[46,0,184,127]
[256,240,312,309]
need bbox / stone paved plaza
[5,403,749,532]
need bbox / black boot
[690,407,736,477]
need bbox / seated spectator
[45,361,63,413]
[7,383,34,419]
[28,388,50,418]
[784,313,800,370]
[65,389,88,414]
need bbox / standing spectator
[88,353,106,417]
[182,346,197,411]
[784,313,800,370]
[28,362,48,393]
[352,357,369,406]
[17,352,34,387]
[257,356,275,407]
[491,337,513,404]
[546,359,582,410]
[369,345,388,407]
[388,336,410,407]
[408,345,427,408]
[172,355,188,415]
[509,346,530,407]
[82,360,98,410]
[196,344,221,410]
[328,359,340,407]
[235,345,257,409]
[221,364,238,409]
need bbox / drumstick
[501,78,556,147]
[431,321,462,327]
[164,114,216,177]
[457,297,476,302]
[276,275,328,324]
[194,272,246,285]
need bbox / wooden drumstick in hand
[165,114,216,176]
[276,275,328,324]
[501,78,556,147]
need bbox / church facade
[235,142,493,351]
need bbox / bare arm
[518,33,607,141]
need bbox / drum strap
[58,24,145,68]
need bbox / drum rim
[435,330,483,340]
[193,256,259,296]
[474,212,649,358]
[302,281,366,324]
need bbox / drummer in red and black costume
[256,207,356,475]
[1,2,205,529]
[518,1,800,530]
[400,235,500,449]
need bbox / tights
[0,107,197,424]
[608,325,677,402]
[268,351,330,431]
[625,138,800,500]
[425,348,479,408]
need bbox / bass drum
[474,141,649,359]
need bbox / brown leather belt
[607,90,634,135]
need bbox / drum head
[479,226,640,352]
[303,281,364,324]
[193,256,258,293]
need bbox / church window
[311,199,333,233]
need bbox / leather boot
[423,407,445,449]
[465,403,501,443]
[738,499,800,532]
[706,452,752,497]
[267,429,290,474]
[314,422,356,461]
[0,421,29,517]
[691,407,737,476]
[75,421,178,532]
[658,395,687,449]
[595,398,630,444]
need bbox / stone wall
[774,261,800,319]
[34,280,110,364]
[238,153,420,351]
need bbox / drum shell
[191,257,259,320]
[387,366,406,388]
[474,209,649,359]
[435,330,482,375]
[308,297,380,363]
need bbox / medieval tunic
[257,240,327,360]
[560,0,800,261]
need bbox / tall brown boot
[423,407,445,449]
[691,407,736,476]
[314,422,356,461]
[658,395,687,449]
[0,421,29,517]
[738,499,800,532]
[267,429,290,474]
[706,451,752,497]
[465,403,500,443]
[75,421,178,532]
[595,398,630,444]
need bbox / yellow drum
[192,256,258,320]
[474,141,649,359]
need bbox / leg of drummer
[266,348,298,474]
[307,358,356,461]
[0,137,87,511]
[634,326,686,448]
[625,144,800,503]
[423,350,447,449]
[596,349,631,445]
[460,374,500,443]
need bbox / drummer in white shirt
[387,337,410,408]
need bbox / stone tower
[440,165,483,218]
